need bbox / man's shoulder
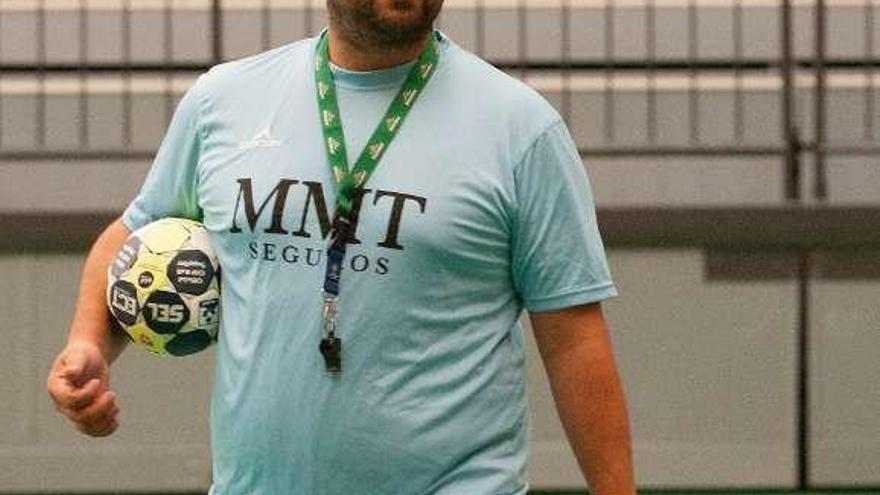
[441,36,561,135]
[439,35,563,153]
[197,37,314,96]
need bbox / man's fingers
[94,418,119,437]
[75,416,118,437]
[59,351,88,384]
[69,391,118,426]
[52,377,102,411]
[48,345,116,437]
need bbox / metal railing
[1,1,879,490]
[1,2,878,191]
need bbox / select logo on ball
[109,280,139,326]
[143,291,190,334]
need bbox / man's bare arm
[530,302,636,495]
[47,217,131,437]
[66,217,131,362]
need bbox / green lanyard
[315,31,440,216]
[315,31,440,372]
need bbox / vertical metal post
[796,251,812,491]
[781,0,800,201]
[36,0,47,149]
[78,0,89,149]
[518,0,527,79]
[646,0,657,144]
[0,6,5,149]
[733,0,744,142]
[865,0,876,141]
[814,0,828,200]
[560,0,572,124]
[122,0,133,149]
[262,0,273,51]
[212,0,224,64]
[688,0,699,143]
[603,0,614,143]
[782,0,808,487]
[475,0,485,58]
[302,0,312,38]
[163,0,174,122]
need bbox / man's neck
[326,26,431,71]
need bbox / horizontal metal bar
[5,207,880,252]
[0,63,210,74]
[579,146,785,157]
[500,59,880,71]
[0,151,154,161]
[822,145,880,155]
[0,147,787,161]
[581,145,880,156]
[6,58,880,74]
[4,145,879,161]
[600,207,880,249]
[707,250,880,281]
[0,148,785,161]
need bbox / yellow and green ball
[106,218,221,356]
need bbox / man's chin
[380,0,420,12]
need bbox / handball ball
[106,218,221,357]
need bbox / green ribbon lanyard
[315,31,440,372]
[315,31,440,217]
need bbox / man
[47,0,636,493]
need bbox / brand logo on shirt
[238,126,282,150]
[228,178,428,274]
[229,178,426,251]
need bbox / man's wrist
[66,318,124,364]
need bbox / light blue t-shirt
[123,31,616,495]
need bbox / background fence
[1,0,879,492]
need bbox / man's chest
[193,114,517,282]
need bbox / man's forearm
[67,218,132,364]
[547,335,635,494]
[531,304,636,495]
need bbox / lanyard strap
[315,31,440,372]
[315,31,440,217]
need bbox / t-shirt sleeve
[511,120,617,312]
[122,76,206,232]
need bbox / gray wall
[2,0,880,491]
[3,248,879,491]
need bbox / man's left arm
[530,302,636,495]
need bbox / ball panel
[110,236,142,279]
[129,252,173,290]
[126,323,166,355]
[195,297,221,330]
[165,329,213,356]
[139,218,198,254]
[167,250,215,296]
[108,280,139,327]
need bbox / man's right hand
[47,342,120,437]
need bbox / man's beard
[327,0,442,50]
